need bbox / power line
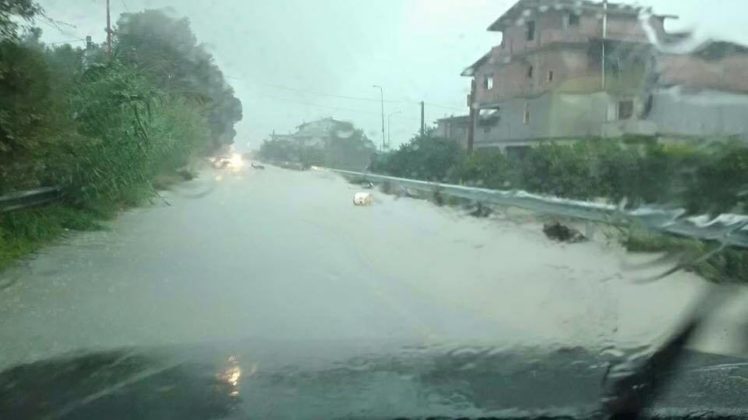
[255,82,465,112]
[38,13,81,38]
[254,93,382,116]
[47,38,87,46]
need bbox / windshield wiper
[600,287,732,419]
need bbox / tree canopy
[115,9,242,149]
[0,0,39,40]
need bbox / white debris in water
[353,192,374,206]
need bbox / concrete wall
[472,88,748,146]
[648,88,748,139]
[473,92,614,146]
[436,119,470,148]
[660,53,748,94]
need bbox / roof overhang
[487,0,676,32]
[461,52,491,77]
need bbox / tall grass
[0,205,102,270]
[1,61,213,271]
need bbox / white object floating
[353,192,374,206]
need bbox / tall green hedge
[383,137,748,215]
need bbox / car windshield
[1,0,747,418]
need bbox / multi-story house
[455,0,748,154]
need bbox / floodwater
[0,165,746,370]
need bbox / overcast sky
[36,0,748,150]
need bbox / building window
[618,100,634,120]
[523,103,531,125]
[568,13,580,27]
[547,70,554,82]
[483,74,494,90]
[527,65,534,79]
[483,126,490,134]
[526,21,535,41]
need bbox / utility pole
[372,85,385,151]
[601,0,608,90]
[420,101,425,137]
[467,79,476,153]
[106,0,112,57]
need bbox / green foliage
[449,148,515,189]
[0,39,50,156]
[684,141,748,215]
[115,9,242,149]
[0,6,240,270]
[519,142,599,199]
[374,136,748,216]
[259,123,376,170]
[0,204,101,271]
[47,61,213,209]
[372,131,464,181]
[0,0,39,40]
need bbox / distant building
[462,0,748,152]
[270,118,359,148]
[435,115,471,148]
[266,117,376,170]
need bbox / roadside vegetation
[372,132,747,215]
[371,131,748,283]
[0,2,242,271]
[257,123,376,170]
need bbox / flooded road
[0,165,746,370]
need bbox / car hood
[1,339,747,419]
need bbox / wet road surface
[0,165,746,371]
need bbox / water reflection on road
[0,165,745,369]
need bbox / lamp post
[387,111,401,149]
[372,85,385,151]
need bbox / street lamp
[387,111,401,149]
[372,85,385,151]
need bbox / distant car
[212,154,244,171]
[213,158,230,169]
[251,162,265,170]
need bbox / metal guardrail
[327,168,748,249]
[0,187,62,212]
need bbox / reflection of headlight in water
[225,366,241,387]
[227,153,244,171]
[218,356,257,398]
[219,356,242,397]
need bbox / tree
[374,130,464,181]
[114,9,242,149]
[0,37,50,157]
[259,120,376,170]
[0,0,39,40]
[449,148,515,189]
[684,141,748,215]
